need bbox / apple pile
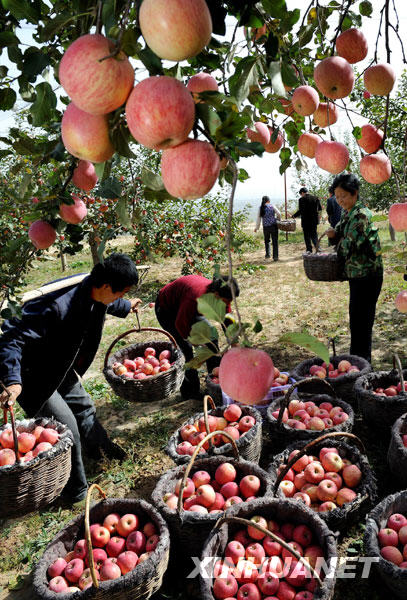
[163,462,263,514]
[277,447,361,513]
[175,403,256,457]
[212,516,326,599]
[306,360,360,380]
[378,513,407,567]
[372,381,407,397]
[45,512,161,593]
[0,425,60,467]
[270,398,349,431]
[209,366,220,385]
[111,348,175,380]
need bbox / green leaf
[206,0,227,36]
[228,55,259,107]
[197,293,226,323]
[22,48,50,81]
[359,1,373,17]
[19,172,32,199]
[97,176,122,199]
[0,87,16,110]
[202,235,218,248]
[279,332,330,364]
[297,24,315,47]
[140,167,165,191]
[30,82,57,126]
[2,0,39,22]
[264,33,279,61]
[281,63,299,88]
[196,103,222,135]
[234,141,264,157]
[261,0,287,18]
[225,322,240,341]
[121,28,142,57]
[115,197,131,228]
[143,188,178,202]
[94,162,106,179]
[188,319,219,346]
[185,346,216,369]
[269,62,286,98]
[137,47,163,76]
[40,13,75,41]
[352,126,362,140]
[0,31,19,47]
[253,320,263,333]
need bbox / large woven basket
[355,356,407,429]
[387,413,407,487]
[165,395,262,465]
[33,484,170,600]
[266,377,354,447]
[200,496,337,600]
[103,326,185,403]
[152,431,273,559]
[0,404,73,519]
[268,432,377,532]
[277,218,296,232]
[290,345,371,406]
[303,231,344,281]
[365,490,407,599]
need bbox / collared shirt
[333,199,383,279]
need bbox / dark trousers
[303,223,318,252]
[349,273,383,362]
[20,371,110,501]
[155,301,220,398]
[263,224,279,259]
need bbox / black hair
[259,195,270,218]
[207,275,240,300]
[299,187,308,194]
[332,173,359,196]
[328,185,335,195]
[88,253,139,292]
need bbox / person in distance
[293,187,322,252]
[254,195,281,261]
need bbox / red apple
[264,128,284,153]
[219,347,274,406]
[292,85,320,116]
[360,148,393,184]
[28,220,56,250]
[357,124,384,154]
[378,528,399,547]
[60,196,87,225]
[380,546,403,565]
[72,160,98,192]
[314,56,355,99]
[116,514,139,538]
[313,101,339,127]
[364,63,396,96]
[62,103,114,163]
[336,28,368,63]
[315,140,349,174]
[387,513,407,532]
[187,73,218,102]
[247,122,270,146]
[389,202,407,232]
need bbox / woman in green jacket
[327,173,383,362]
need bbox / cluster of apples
[372,381,407,397]
[306,360,360,380]
[175,403,256,457]
[0,425,60,467]
[270,398,349,432]
[163,462,262,514]
[377,512,407,567]
[112,348,174,380]
[277,447,361,513]
[212,516,325,599]
[45,512,160,593]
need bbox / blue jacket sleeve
[106,298,131,318]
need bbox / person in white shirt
[254,196,282,260]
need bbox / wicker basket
[303,231,345,281]
[33,484,170,600]
[165,395,262,465]
[103,326,185,403]
[364,490,407,599]
[269,431,377,532]
[0,402,73,519]
[290,341,371,406]
[355,355,407,429]
[200,497,337,600]
[266,377,354,446]
[387,413,407,487]
[277,218,296,232]
[204,375,223,406]
[152,431,273,559]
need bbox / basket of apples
[166,395,262,465]
[152,430,274,560]
[354,354,407,429]
[387,413,407,488]
[364,490,407,599]
[290,341,371,406]
[205,366,223,405]
[0,396,73,518]
[32,483,170,599]
[269,431,377,531]
[199,496,337,600]
[103,326,185,403]
[266,377,354,446]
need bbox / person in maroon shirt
[155,274,239,399]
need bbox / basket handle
[213,515,323,587]
[315,230,337,254]
[104,326,180,369]
[203,395,216,450]
[0,381,21,464]
[84,483,108,589]
[328,338,337,357]
[276,377,337,429]
[393,354,406,395]
[176,430,239,516]
[273,431,366,494]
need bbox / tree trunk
[89,232,100,266]
[60,252,67,271]
[389,223,396,241]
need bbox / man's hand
[0,383,22,408]
[129,298,142,313]
[326,227,336,238]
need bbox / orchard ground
[0,217,406,600]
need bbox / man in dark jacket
[0,253,141,503]
[293,187,322,252]
[326,184,343,227]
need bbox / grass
[0,219,407,599]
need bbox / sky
[1,1,406,213]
